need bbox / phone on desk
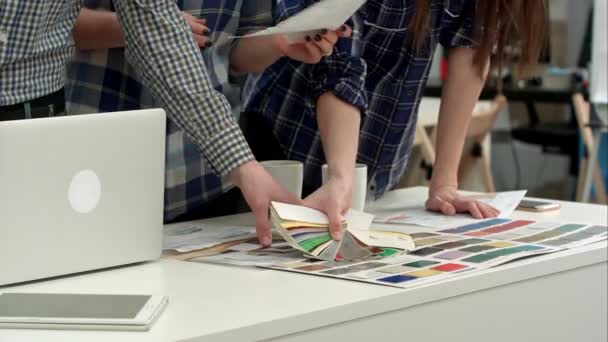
[0,293,168,331]
[517,200,561,212]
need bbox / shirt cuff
[199,124,256,176]
[313,78,367,113]
[310,52,368,113]
[440,30,476,48]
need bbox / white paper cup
[260,160,304,198]
[321,163,368,211]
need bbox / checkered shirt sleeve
[113,0,255,176]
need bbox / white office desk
[1,187,606,342]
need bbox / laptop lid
[0,109,166,285]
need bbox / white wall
[567,0,593,66]
[489,0,584,198]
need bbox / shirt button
[407,90,415,96]
[0,31,7,44]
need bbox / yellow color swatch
[484,241,516,248]
[280,221,329,229]
[406,269,443,278]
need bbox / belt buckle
[24,103,32,119]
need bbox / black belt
[0,88,66,121]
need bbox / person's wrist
[328,174,352,187]
[229,160,258,188]
[327,166,354,186]
[429,179,458,195]
[270,35,288,58]
[429,165,458,191]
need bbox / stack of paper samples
[270,202,387,261]
[163,223,256,253]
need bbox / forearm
[230,36,284,73]
[73,8,125,50]
[431,47,488,189]
[317,92,361,182]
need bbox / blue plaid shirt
[244,0,477,198]
[66,0,273,221]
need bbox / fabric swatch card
[270,202,381,261]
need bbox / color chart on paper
[265,220,607,289]
[191,242,307,267]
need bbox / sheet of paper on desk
[190,243,306,267]
[237,0,366,43]
[373,190,527,230]
[163,222,256,253]
[485,190,528,216]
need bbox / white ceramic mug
[260,160,304,199]
[321,163,368,211]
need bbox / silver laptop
[0,109,166,286]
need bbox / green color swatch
[556,224,586,233]
[299,235,332,252]
[463,245,545,263]
[404,260,440,268]
[379,248,400,257]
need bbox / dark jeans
[167,187,248,223]
[240,112,318,197]
[239,111,287,161]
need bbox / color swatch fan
[270,202,380,261]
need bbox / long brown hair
[410,0,548,76]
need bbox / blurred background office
[404,0,607,204]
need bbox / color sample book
[270,202,380,261]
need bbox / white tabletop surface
[1,187,606,342]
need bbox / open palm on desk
[426,185,500,219]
